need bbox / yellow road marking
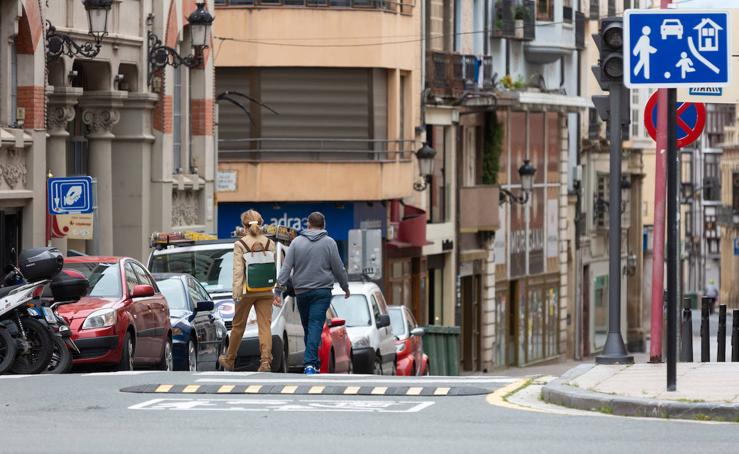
[308,386,325,394]
[155,385,173,393]
[406,387,423,396]
[217,385,235,393]
[344,386,360,395]
[281,385,298,394]
[371,386,387,395]
[182,385,200,393]
[245,385,262,394]
[434,387,451,396]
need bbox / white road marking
[194,377,516,385]
[194,372,258,376]
[82,371,159,377]
[129,397,435,413]
[0,375,33,379]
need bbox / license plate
[42,307,56,323]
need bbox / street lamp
[594,176,631,219]
[500,159,536,205]
[46,0,112,59]
[413,143,437,191]
[147,3,214,88]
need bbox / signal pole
[592,17,634,365]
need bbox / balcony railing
[214,0,415,13]
[426,51,494,98]
[493,0,535,41]
[575,11,586,49]
[459,186,500,232]
[590,0,599,20]
[218,138,414,161]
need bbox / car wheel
[373,352,383,375]
[424,364,430,376]
[118,332,134,372]
[347,351,353,374]
[328,349,336,374]
[159,337,173,371]
[391,356,397,376]
[273,335,288,373]
[185,339,197,372]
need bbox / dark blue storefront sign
[217,202,386,241]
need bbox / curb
[542,364,739,422]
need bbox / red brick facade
[191,99,214,136]
[17,85,45,129]
[154,95,173,133]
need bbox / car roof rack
[149,231,219,250]
[232,225,300,246]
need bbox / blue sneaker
[304,366,319,375]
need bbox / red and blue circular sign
[644,91,706,149]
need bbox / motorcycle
[0,248,64,375]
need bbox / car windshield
[64,262,122,298]
[331,295,371,328]
[150,248,232,294]
[388,308,406,337]
[156,278,189,311]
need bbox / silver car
[148,240,305,372]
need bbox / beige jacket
[232,233,276,302]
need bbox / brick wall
[154,95,173,133]
[17,85,45,129]
[191,98,214,136]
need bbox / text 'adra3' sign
[624,10,730,88]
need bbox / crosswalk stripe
[406,387,423,396]
[344,386,360,395]
[245,385,262,394]
[183,385,200,393]
[155,385,173,393]
[371,386,388,395]
[281,385,298,394]
[217,385,235,393]
[434,387,451,396]
[308,386,325,394]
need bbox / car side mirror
[328,317,345,328]
[195,301,214,312]
[376,314,391,329]
[131,284,155,298]
[410,327,425,337]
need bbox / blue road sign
[48,176,93,215]
[624,10,730,88]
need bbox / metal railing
[426,51,494,98]
[590,0,599,20]
[218,138,414,161]
[214,0,415,13]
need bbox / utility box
[347,229,382,280]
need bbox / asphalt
[2,371,739,454]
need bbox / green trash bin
[422,325,461,376]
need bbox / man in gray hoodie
[275,212,350,374]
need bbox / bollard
[718,305,727,362]
[680,297,693,362]
[701,298,710,362]
[733,310,739,362]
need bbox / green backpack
[238,238,276,293]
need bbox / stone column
[80,91,126,256]
[47,87,83,254]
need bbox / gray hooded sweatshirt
[277,229,349,295]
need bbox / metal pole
[700,297,710,362]
[732,309,739,362]
[650,0,672,364]
[680,297,693,362]
[666,88,678,391]
[596,83,633,365]
[718,304,727,362]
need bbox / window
[733,172,739,213]
[173,65,183,173]
[65,263,122,298]
[428,125,449,223]
[537,0,554,21]
[149,248,233,294]
[704,154,721,201]
[10,40,17,126]
[631,109,640,138]
[125,263,140,295]
[157,278,189,311]
[563,0,573,24]
[331,295,372,327]
[131,262,156,288]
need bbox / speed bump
[121,384,492,397]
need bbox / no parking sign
[643,90,706,148]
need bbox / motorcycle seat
[0,284,24,299]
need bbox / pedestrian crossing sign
[624,10,730,88]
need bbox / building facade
[0,0,216,263]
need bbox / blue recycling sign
[624,10,730,88]
[48,176,94,215]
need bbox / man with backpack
[275,212,350,375]
[219,210,276,373]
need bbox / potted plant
[514,5,527,39]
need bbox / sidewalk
[542,363,739,422]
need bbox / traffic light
[591,17,629,132]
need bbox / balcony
[426,52,494,99]
[215,0,413,13]
[216,138,415,202]
[459,186,500,233]
[525,5,577,64]
[492,0,535,41]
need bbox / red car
[318,306,352,374]
[388,306,429,376]
[56,256,173,371]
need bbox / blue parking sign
[48,176,94,215]
[624,10,730,88]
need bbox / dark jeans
[296,288,332,369]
